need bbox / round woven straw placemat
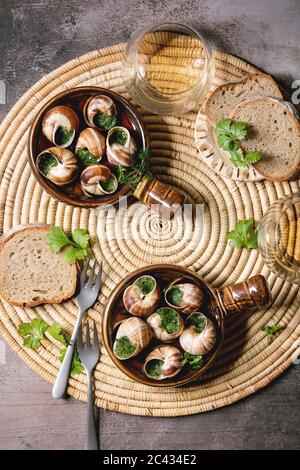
[0,42,300,417]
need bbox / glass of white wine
[122,22,215,115]
[258,192,300,284]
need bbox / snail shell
[36,147,78,186]
[42,105,79,148]
[106,126,137,167]
[165,282,204,314]
[123,275,160,317]
[144,345,183,380]
[179,312,216,355]
[113,317,151,360]
[147,307,184,342]
[83,95,117,129]
[75,128,106,164]
[80,164,118,196]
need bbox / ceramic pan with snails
[102,265,271,387]
[28,87,148,208]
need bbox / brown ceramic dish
[102,264,271,387]
[28,87,149,208]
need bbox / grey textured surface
[0,0,300,450]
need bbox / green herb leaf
[229,145,248,167]
[215,118,247,150]
[44,226,72,253]
[48,322,68,346]
[18,319,84,375]
[182,352,203,369]
[261,324,284,344]
[215,118,262,168]
[227,218,258,250]
[44,226,90,264]
[71,228,90,249]
[59,347,84,375]
[96,113,117,130]
[18,318,49,350]
[245,151,263,164]
[117,148,153,190]
[64,245,87,265]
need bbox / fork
[77,320,100,450]
[52,258,102,400]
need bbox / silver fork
[77,320,100,450]
[52,258,102,400]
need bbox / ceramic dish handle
[217,275,271,316]
[133,177,186,219]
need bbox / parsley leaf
[227,219,258,250]
[44,226,71,253]
[64,245,88,264]
[18,319,84,375]
[261,324,284,344]
[117,148,153,190]
[59,347,84,375]
[182,352,204,369]
[215,118,262,168]
[71,228,90,249]
[245,151,263,164]
[18,318,49,350]
[48,322,68,346]
[44,226,90,264]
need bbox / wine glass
[258,192,300,284]
[122,22,215,115]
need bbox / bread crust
[204,73,283,126]
[230,97,300,182]
[0,223,78,307]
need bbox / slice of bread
[230,97,300,181]
[0,223,78,307]
[205,73,283,126]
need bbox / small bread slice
[230,97,300,181]
[205,73,283,126]
[0,223,77,307]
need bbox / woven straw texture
[0,42,300,417]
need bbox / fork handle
[52,313,83,399]
[86,372,98,450]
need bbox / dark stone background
[0,0,299,450]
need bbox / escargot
[165,282,204,314]
[144,345,183,380]
[80,164,118,196]
[42,105,79,148]
[147,307,184,342]
[113,317,151,360]
[83,95,117,130]
[179,312,216,356]
[123,275,160,317]
[106,126,137,167]
[75,128,106,166]
[36,147,78,185]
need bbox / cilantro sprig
[181,352,204,369]
[227,219,258,250]
[44,226,90,265]
[117,148,153,191]
[215,118,262,168]
[18,319,84,375]
[261,324,284,344]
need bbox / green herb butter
[157,307,180,334]
[146,359,163,378]
[115,336,136,359]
